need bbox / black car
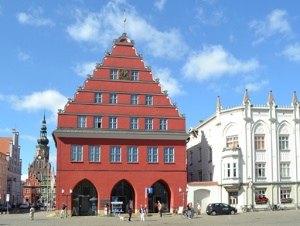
[206,203,237,216]
[0,204,12,212]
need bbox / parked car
[19,203,30,209]
[206,203,237,216]
[0,204,12,212]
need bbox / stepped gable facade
[53,33,187,216]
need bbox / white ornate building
[186,90,300,211]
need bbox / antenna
[123,8,126,33]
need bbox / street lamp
[179,187,188,207]
[62,188,72,218]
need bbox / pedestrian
[29,206,35,220]
[139,205,145,221]
[157,200,162,217]
[61,203,66,218]
[144,204,148,217]
[197,202,201,215]
[187,202,192,219]
[128,205,133,221]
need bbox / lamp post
[62,188,72,218]
[179,187,188,207]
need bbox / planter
[255,201,268,204]
[281,199,292,203]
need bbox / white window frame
[71,145,83,162]
[145,118,153,130]
[131,70,139,81]
[94,92,102,103]
[89,146,100,162]
[255,163,266,177]
[131,94,138,105]
[164,147,174,163]
[110,93,117,104]
[110,69,118,79]
[127,147,138,163]
[78,116,87,128]
[147,147,158,163]
[110,146,121,162]
[226,135,238,148]
[109,117,117,129]
[94,116,102,128]
[130,117,138,129]
[160,119,167,130]
[145,95,153,105]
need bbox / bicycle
[241,205,258,212]
[181,209,197,219]
[277,204,287,210]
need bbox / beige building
[0,129,23,206]
[0,151,8,204]
[187,90,300,211]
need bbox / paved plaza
[1,210,300,226]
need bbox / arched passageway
[72,179,98,216]
[111,180,135,214]
[147,180,170,213]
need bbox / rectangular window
[164,147,174,163]
[145,118,153,130]
[94,116,102,128]
[89,146,100,162]
[233,162,237,177]
[226,135,238,148]
[147,147,158,163]
[26,189,29,194]
[255,163,266,177]
[109,117,117,129]
[145,95,153,105]
[198,147,202,162]
[78,116,87,128]
[280,163,290,177]
[255,189,266,199]
[279,136,289,150]
[160,119,167,130]
[110,146,121,162]
[255,135,265,150]
[110,93,117,104]
[131,71,139,81]
[131,94,138,105]
[198,170,203,181]
[130,117,138,129]
[110,69,118,79]
[94,92,102,103]
[280,188,291,199]
[71,145,83,162]
[127,147,138,163]
[227,163,231,177]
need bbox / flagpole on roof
[123,9,126,33]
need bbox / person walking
[139,205,145,221]
[128,205,133,221]
[157,201,162,217]
[61,203,66,218]
[29,205,35,220]
[187,202,192,219]
[197,202,201,215]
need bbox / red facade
[53,33,187,216]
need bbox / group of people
[128,201,162,222]
[186,202,201,219]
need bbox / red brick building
[23,174,40,204]
[53,33,187,216]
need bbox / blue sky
[0,0,299,181]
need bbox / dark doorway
[111,180,134,214]
[147,180,170,213]
[72,179,97,216]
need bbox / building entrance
[111,180,134,214]
[147,181,170,213]
[72,180,98,216]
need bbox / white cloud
[18,50,31,62]
[154,0,166,11]
[250,9,292,45]
[6,90,67,123]
[154,68,185,97]
[66,1,188,59]
[21,174,28,182]
[245,80,269,92]
[182,45,259,81]
[73,62,95,77]
[282,43,300,62]
[16,7,55,27]
[195,7,226,26]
